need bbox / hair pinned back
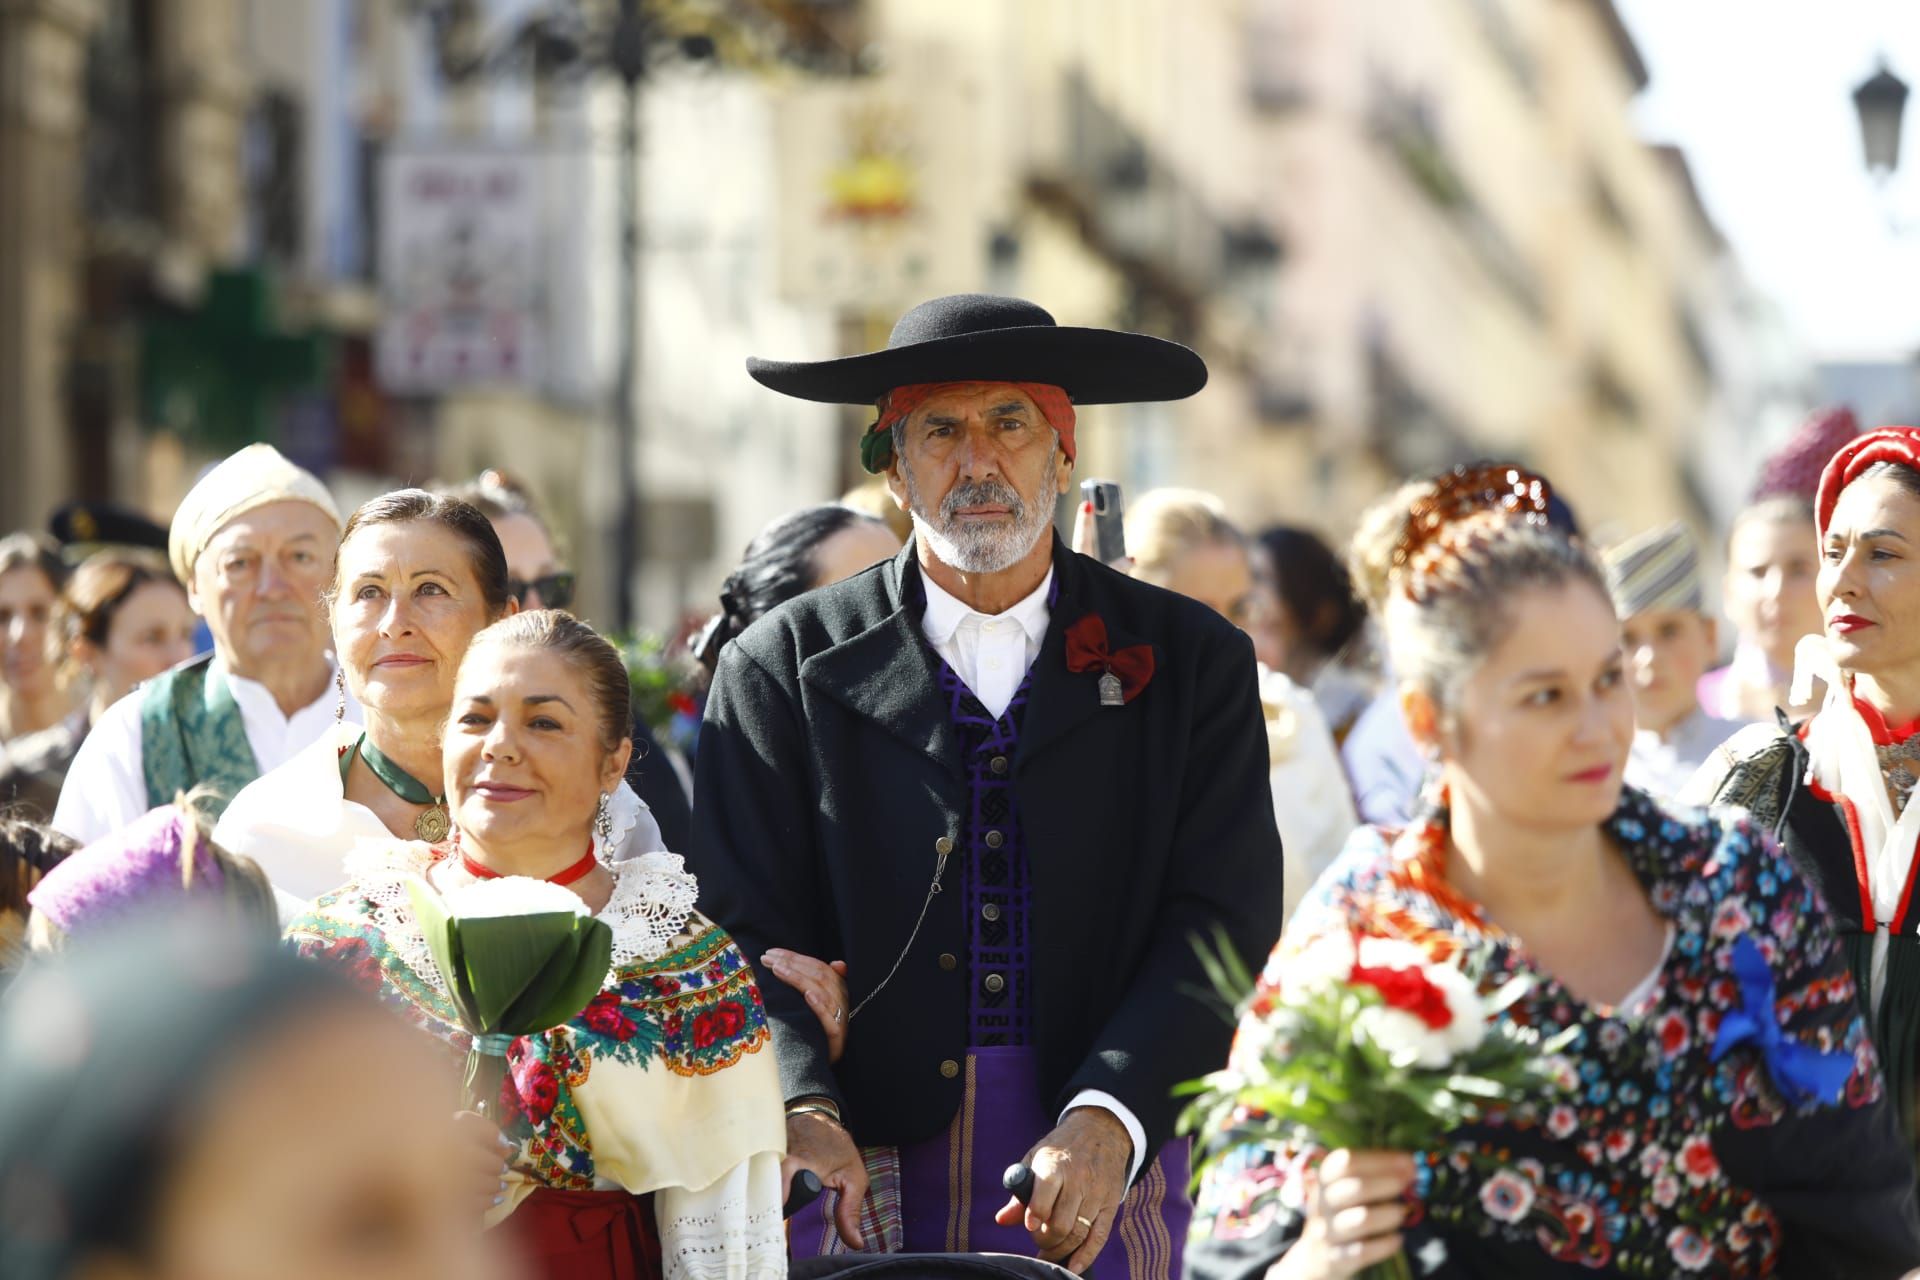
[328,489,512,619]
[695,504,893,676]
[1393,464,1552,578]
[465,610,632,755]
[1351,467,1606,713]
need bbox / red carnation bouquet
[1179,931,1576,1280]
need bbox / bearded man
[689,295,1285,1276]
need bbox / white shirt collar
[919,566,1054,647]
[215,653,344,725]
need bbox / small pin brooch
[1065,613,1155,708]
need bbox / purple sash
[790,1046,1190,1278]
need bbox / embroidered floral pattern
[1192,787,1887,1277]
[289,869,771,1193]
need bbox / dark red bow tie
[1064,614,1154,704]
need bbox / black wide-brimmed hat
[746,293,1208,406]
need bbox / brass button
[940,1059,960,1079]
[990,755,1009,775]
[938,953,958,971]
[985,830,1005,849]
[935,835,954,856]
[981,902,1002,922]
[984,972,1006,994]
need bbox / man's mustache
[940,480,1024,522]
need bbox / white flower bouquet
[1179,930,1576,1280]
[407,874,615,1115]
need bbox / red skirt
[499,1187,663,1280]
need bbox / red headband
[862,381,1076,474]
[1815,426,1920,536]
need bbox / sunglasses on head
[509,572,576,609]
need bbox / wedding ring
[1076,1216,1094,1230]
[833,1007,844,1023]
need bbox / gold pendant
[414,804,451,843]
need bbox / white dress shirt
[916,564,1148,1178]
[52,657,358,846]
[919,568,1053,720]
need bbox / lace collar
[340,841,700,999]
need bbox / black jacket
[688,537,1285,1153]
[626,715,692,853]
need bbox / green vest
[138,654,262,821]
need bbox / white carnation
[1354,1005,1457,1068]
[442,875,591,920]
[1347,938,1489,1066]
[1422,958,1489,1057]
[1286,932,1359,994]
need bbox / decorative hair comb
[1392,463,1553,571]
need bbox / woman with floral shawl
[1186,466,1920,1279]
[290,611,785,1280]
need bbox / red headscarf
[861,380,1076,474]
[1815,426,1920,537]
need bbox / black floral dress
[1185,788,1920,1279]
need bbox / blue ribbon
[472,1033,516,1057]
[1709,935,1854,1107]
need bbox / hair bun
[1349,465,1553,610]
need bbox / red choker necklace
[455,834,600,886]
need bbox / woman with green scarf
[215,489,662,915]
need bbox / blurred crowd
[0,407,1856,928]
[0,314,1910,1279]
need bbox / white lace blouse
[287,842,787,1280]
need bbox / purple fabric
[793,574,1194,1275]
[937,660,1035,1047]
[896,1047,1190,1278]
[27,806,224,934]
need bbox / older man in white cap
[53,444,353,842]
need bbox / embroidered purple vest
[936,659,1037,1048]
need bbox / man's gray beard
[903,453,1059,575]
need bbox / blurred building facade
[0,0,1811,629]
[783,0,1813,551]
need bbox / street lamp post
[1853,61,1916,237]
[610,0,647,634]
[404,0,846,632]
[1854,63,1910,178]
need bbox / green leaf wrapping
[408,875,486,1030]
[405,875,615,1036]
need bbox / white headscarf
[167,444,341,584]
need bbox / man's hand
[761,948,851,1063]
[992,1106,1133,1272]
[782,1109,869,1250]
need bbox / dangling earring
[594,792,613,847]
[334,666,347,723]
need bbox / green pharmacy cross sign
[140,269,329,451]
